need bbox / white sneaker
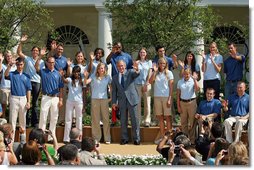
[105,141,111,144]
[154,138,162,145]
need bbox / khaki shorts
[154,97,172,116]
[0,88,10,105]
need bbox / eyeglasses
[159,63,166,65]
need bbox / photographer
[0,131,18,165]
[156,130,198,164]
[79,136,107,165]
[163,133,202,165]
[195,122,224,162]
[28,128,58,164]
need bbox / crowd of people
[0,35,249,165]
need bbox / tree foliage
[0,0,54,52]
[104,0,221,56]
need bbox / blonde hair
[0,131,6,151]
[156,57,170,80]
[228,141,248,165]
[210,42,219,54]
[183,68,192,75]
[96,62,107,78]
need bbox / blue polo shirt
[54,55,68,71]
[39,68,64,95]
[152,56,174,70]
[224,53,245,81]
[108,52,133,76]
[6,71,32,96]
[197,99,221,115]
[228,93,249,117]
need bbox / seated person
[156,130,193,162]
[79,136,107,165]
[58,144,80,165]
[195,88,221,134]
[28,128,59,164]
[222,81,249,143]
[195,122,224,161]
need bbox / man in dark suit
[112,60,140,145]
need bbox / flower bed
[104,154,167,165]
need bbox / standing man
[152,45,178,70]
[224,42,245,100]
[35,53,64,142]
[106,42,133,77]
[4,57,32,140]
[0,51,17,118]
[112,60,140,145]
[222,81,249,143]
[49,41,70,126]
[17,35,45,127]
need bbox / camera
[223,150,228,155]
[174,145,181,154]
[4,138,12,146]
[164,131,171,137]
[202,120,209,126]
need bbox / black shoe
[120,140,128,145]
[134,140,140,145]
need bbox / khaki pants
[91,99,110,142]
[180,100,197,144]
[224,116,248,143]
[136,84,151,124]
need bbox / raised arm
[35,47,46,72]
[106,46,117,64]
[59,69,68,84]
[4,60,15,79]
[172,54,178,69]
[149,64,158,84]
[17,35,28,58]
[83,70,92,85]
[87,51,95,73]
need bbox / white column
[192,22,204,91]
[96,6,113,63]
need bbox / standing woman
[70,51,87,77]
[69,51,87,125]
[202,42,223,99]
[134,47,153,127]
[177,68,199,144]
[149,58,174,140]
[60,66,84,143]
[17,35,45,128]
[84,63,111,144]
[178,51,200,81]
